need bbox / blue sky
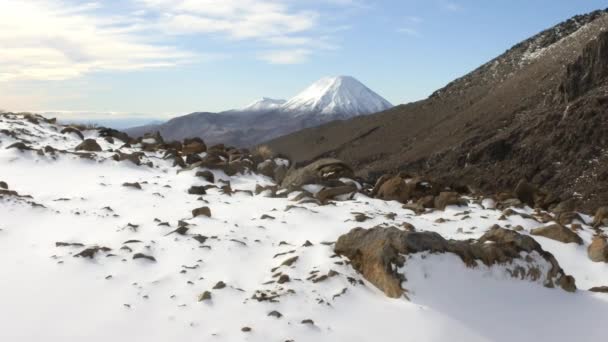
[0,0,606,120]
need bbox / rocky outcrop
[530,224,583,245]
[562,30,608,102]
[335,225,576,298]
[281,158,353,190]
[75,139,102,152]
[588,236,608,262]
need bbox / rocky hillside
[2,112,608,341]
[266,9,608,213]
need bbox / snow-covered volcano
[282,76,393,117]
[241,97,287,112]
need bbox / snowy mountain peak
[241,97,286,112]
[282,75,393,117]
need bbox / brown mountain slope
[267,9,608,212]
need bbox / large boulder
[514,179,536,207]
[434,192,467,210]
[75,139,102,152]
[183,141,207,155]
[335,225,576,298]
[376,176,409,203]
[315,184,358,203]
[281,159,353,190]
[530,224,583,245]
[592,207,608,227]
[588,236,608,262]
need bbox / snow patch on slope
[241,97,287,112]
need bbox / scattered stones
[530,224,583,245]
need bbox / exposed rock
[60,127,84,140]
[6,142,32,151]
[212,281,226,289]
[113,151,145,166]
[0,181,7,189]
[589,286,608,293]
[530,224,583,245]
[183,141,207,155]
[588,236,608,262]
[268,310,283,318]
[376,176,409,203]
[122,182,142,190]
[133,253,156,262]
[74,246,112,259]
[281,158,353,190]
[335,225,575,298]
[195,170,215,183]
[592,206,608,227]
[192,206,211,218]
[316,184,357,202]
[75,139,102,152]
[188,186,207,195]
[197,291,212,301]
[434,192,467,210]
[514,179,537,208]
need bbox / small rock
[122,182,142,190]
[197,291,212,301]
[192,206,211,218]
[268,310,283,318]
[133,253,156,262]
[188,186,207,195]
[212,281,226,290]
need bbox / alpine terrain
[125,76,392,146]
[2,111,608,342]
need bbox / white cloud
[397,27,421,37]
[258,49,312,64]
[0,0,194,81]
[0,0,356,81]
[137,0,318,39]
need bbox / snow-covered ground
[1,114,607,342]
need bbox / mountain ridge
[125,75,393,146]
[266,8,608,212]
